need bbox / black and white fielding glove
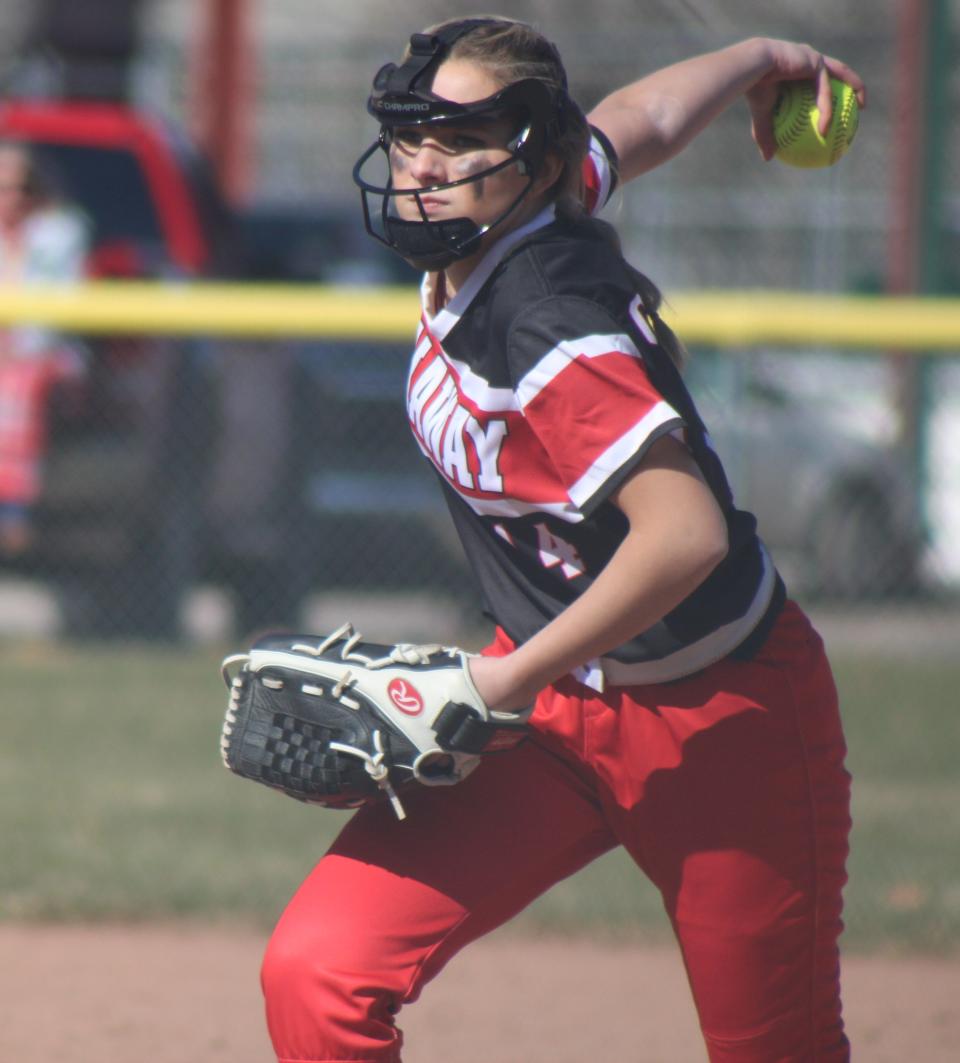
[219,623,531,819]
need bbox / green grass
[833,655,960,954]
[1,640,957,953]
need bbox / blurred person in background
[261,19,866,1062]
[0,141,90,557]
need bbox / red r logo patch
[387,677,424,716]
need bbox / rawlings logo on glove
[388,679,424,715]
[219,623,532,819]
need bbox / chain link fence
[0,323,955,643]
[0,0,957,642]
[0,329,478,641]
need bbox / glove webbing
[224,668,410,820]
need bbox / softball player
[262,19,864,1062]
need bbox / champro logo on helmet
[352,17,571,271]
[379,101,432,112]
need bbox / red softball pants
[261,601,851,1062]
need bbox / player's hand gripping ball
[773,76,859,168]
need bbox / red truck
[0,99,231,637]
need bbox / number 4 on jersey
[535,523,585,580]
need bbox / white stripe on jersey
[515,331,643,410]
[583,544,778,687]
[567,400,681,509]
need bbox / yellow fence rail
[0,282,958,349]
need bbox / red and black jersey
[404,136,783,684]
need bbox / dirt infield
[3,923,958,1062]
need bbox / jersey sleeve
[582,127,619,216]
[507,296,684,516]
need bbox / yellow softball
[772,76,859,168]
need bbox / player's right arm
[588,37,867,181]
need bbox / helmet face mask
[352,19,568,271]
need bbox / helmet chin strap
[382,216,481,272]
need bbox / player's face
[387,59,533,237]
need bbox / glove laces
[329,729,407,820]
[293,622,459,669]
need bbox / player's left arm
[588,36,867,180]
[467,435,729,713]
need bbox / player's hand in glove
[219,623,532,819]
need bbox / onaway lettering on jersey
[407,328,507,494]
